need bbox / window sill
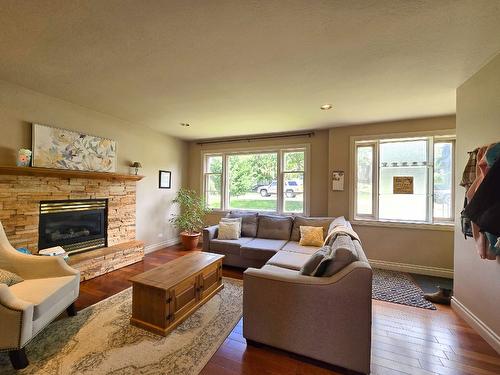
[351,219,454,232]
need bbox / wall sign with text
[393,176,414,194]
[332,171,345,191]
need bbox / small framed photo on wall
[159,170,171,189]
[332,170,345,191]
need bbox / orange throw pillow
[299,226,324,247]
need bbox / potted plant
[170,188,208,250]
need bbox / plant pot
[180,231,201,250]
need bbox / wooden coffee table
[129,252,224,336]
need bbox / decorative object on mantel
[170,188,208,250]
[159,170,171,189]
[130,161,142,175]
[32,123,117,172]
[16,149,32,167]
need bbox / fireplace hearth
[38,199,108,255]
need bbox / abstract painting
[32,124,117,172]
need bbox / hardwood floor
[76,245,500,375]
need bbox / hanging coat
[464,157,500,236]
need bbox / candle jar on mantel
[17,149,32,167]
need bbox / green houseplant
[170,188,209,250]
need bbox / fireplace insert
[38,199,108,255]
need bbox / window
[353,133,455,226]
[283,151,305,213]
[204,155,223,209]
[228,152,278,211]
[203,147,308,214]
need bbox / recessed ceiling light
[320,104,333,110]
[180,122,190,127]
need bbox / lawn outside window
[202,145,309,215]
[350,130,455,229]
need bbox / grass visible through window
[228,199,302,212]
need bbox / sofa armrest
[12,252,80,280]
[0,284,34,349]
[244,260,371,285]
[243,262,372,374]
[202,225,219,252]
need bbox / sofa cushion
[300,246,331,275]
[299,226,324,247]
[315,235,359,276]
[210,237,254,256]
[290,216,334,241]
[227,211,259,237]
[9,276,78,320]
[217,221,241,240]
[220,217,242,235]
[281,241,319,255]
[240,238,287,260]
[256,215,293,240]
[267,251,312,271]
[0,268,23,286]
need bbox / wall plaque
[393,176,414,194]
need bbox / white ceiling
[0,1,499,140]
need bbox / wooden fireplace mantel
[0,166,144,181]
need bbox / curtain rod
[196,131,315,145]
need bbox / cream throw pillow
[220,217,242,235]
[217,221,241,240]
[299,226,324,247]
[0,268,23,286]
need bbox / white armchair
[0,221,80,369]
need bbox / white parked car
[257,180,303,198]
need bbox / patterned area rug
[0,277,243,375]
[372,269,436,310]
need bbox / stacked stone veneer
[0,174,137,253]
[68,240,144,281]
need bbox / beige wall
[187,117,455,271]
[327,116,456,270]
[0,80,188,250]
[454,53,500,345]
[187,130,330,225]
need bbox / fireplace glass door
[38,200,107,255]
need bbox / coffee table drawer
[169,275,198,322]
[199,261,222,300]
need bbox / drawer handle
[166,297,172,304]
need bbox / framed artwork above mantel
[32,123,117,172]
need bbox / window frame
[201,144,310,215]
[350,130,455,230]
[203,154,224,210]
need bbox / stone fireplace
[38,199,108,255]
[0,166,145,280]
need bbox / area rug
[0,277,243,375]
[372,269,436,310]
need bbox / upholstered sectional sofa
[203,211,372,374]
[203,212,339,268]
